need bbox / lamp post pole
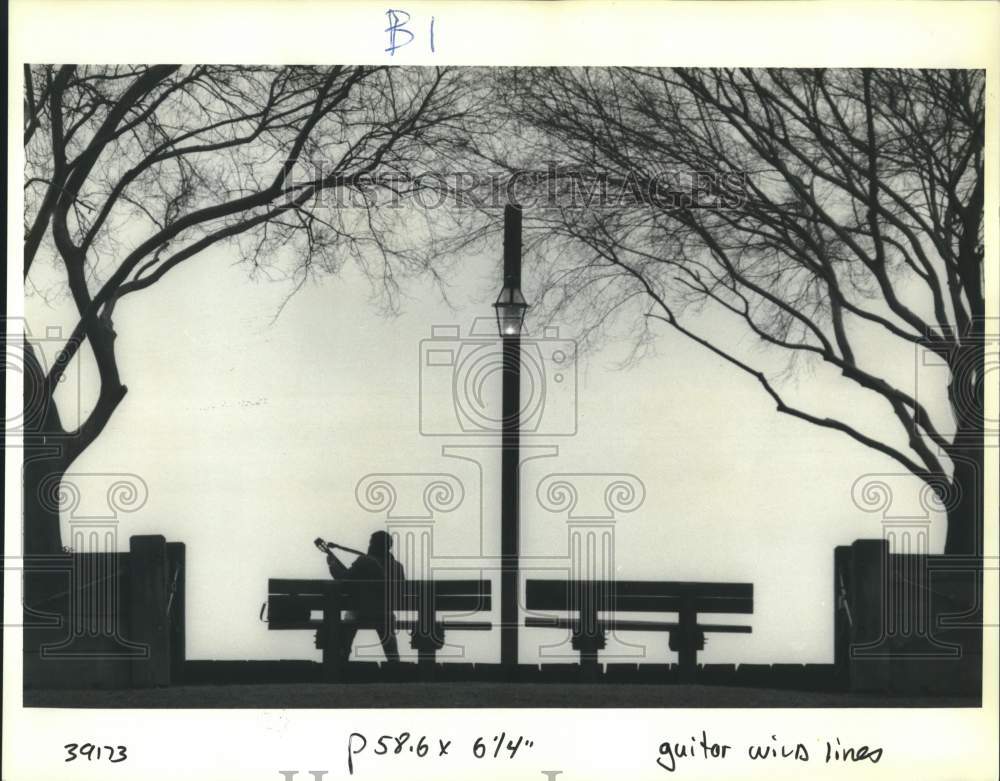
[495,204,526,671]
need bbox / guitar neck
[318,539,364,557]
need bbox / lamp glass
[493,287,528,337]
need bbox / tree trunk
[943,336,985,557]
[23,448,67,556]
[944,450,983,556]
[22,338,68,556]
[21,338,73,627]
[21,325,127,558]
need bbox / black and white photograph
[4,2,998,780]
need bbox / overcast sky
[24,204,948,668]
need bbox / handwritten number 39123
[65,743,127,762]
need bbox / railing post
[165,542,186,684]
[128,535,170,687]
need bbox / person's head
[368,531,392,558]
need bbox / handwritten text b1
[385,9,435,55]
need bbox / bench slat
[525,580,753,613]
[525,616,752,633]
[395,595,492,611]
[526,593,753,614]
[267,579,492,635]
[409,580,492,597]
[268,593,490,612]
[527,580,752,598]
[269,579,490,599]
[269,618,493,631]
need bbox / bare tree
[21,64,473,556]
[489,67,985,555]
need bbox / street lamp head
[493,283,529,337]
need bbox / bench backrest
[267,578,491,629]
[525,580,753,614]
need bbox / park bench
[525,579,753,682]
[266,578,491,680]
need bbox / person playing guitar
[317,531,405,664]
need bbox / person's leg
[340,624,359,662]
[377,622,400,663]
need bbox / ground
[23,683,979,709]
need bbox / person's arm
[327,552,349,579]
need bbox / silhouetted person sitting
[326,531,405,664]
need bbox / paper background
[5,2,998,780]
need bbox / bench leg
[677,646,697,684]
[322,596,344,682]
[580,648,601,682]
[412,617,444,680]
[572,612,605,682]
[413,648,434,682]
[676,601,700,684]
[418,649,436,666]
[322,641,342,682]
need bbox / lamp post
[493,204,528,671]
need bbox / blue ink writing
[385,9,414,55]
[384,9,436,55]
